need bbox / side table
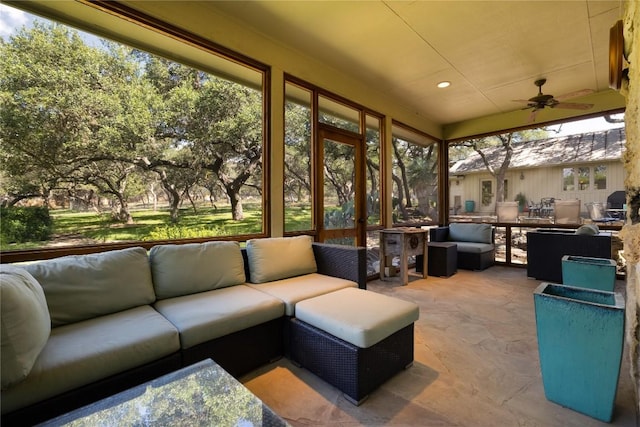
[416,242,457,277]
[379,228,428,285]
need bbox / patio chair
[553,199,581,224]
[586,202,617,223]
[528,200,541,217]
[540,197,555,217]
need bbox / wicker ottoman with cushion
[289,288,419,405]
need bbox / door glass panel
[323,138,355,231]
[325,236,356,246]
[481,180,493,206]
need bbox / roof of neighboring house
[450,127,626,175]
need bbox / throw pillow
[575,224,599,236]
[246,235,317,283]
[0,265,51,389]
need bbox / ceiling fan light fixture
[437,81,451,89]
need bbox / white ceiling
[204,0,624,126]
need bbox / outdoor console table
[379,227,428,285]
[39,359,287,426]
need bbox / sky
[0,4,627,137]
[551,114,625,137]
[1,3,102,47]
[0,3,29,39]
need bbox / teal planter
[465,200,475,213]
[534,283,625,422]
[562,255,617,291]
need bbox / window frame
[0,1,272,263]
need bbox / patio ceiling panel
[202,0,624,129]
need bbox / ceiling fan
[513,78,594,122]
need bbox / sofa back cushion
[449,223,493,244]
[246,236,317,284]
[22,247,155,327]
[0,265,51,389]
[150,241,246,299]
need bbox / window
[284,82,312,232]
[365,114,382,226]
[318,95,360,133]
[594,165,607,189]
[391,122,439,226]
[578,167,590,190]
[563,165,607,192]
[0,5,267,253]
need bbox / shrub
[142,224,228,241]
[0,206,53,244]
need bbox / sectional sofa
[0,236,367,426]
[428,223,496,270]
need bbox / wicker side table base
[289,318,414,405]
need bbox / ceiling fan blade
[555,88,594,101]
[552,102,594,110]
[513,99,537,111]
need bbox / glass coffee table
[39,359,288,426]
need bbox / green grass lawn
[2,203,315,250]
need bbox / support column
[619,0,640,415]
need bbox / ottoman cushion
[248,273,356,316]
[295,288,419,348]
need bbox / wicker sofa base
[2,353,181,426]
[458,248,495,271]
[181,317,284,377]
[289,318,414,405]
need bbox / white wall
[453,161,626,215]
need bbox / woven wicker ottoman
[289,288,419,404]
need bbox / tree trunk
[391,172,409,221]
[112,195,133,224]
[495,173,506,203]
[227,187,244,220]
[160,183,181,223]
[392,141,413,208]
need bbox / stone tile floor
[242,266,638,426]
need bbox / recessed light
[437,81,451,88]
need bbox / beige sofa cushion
[0,265,51,389]
[246,236,317,283]
[248,273,356,316]
[22,247,155,327]
[150,241,246,300]
[295,288,419,348]
[0,306,180,414]
[154,285,284,349]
